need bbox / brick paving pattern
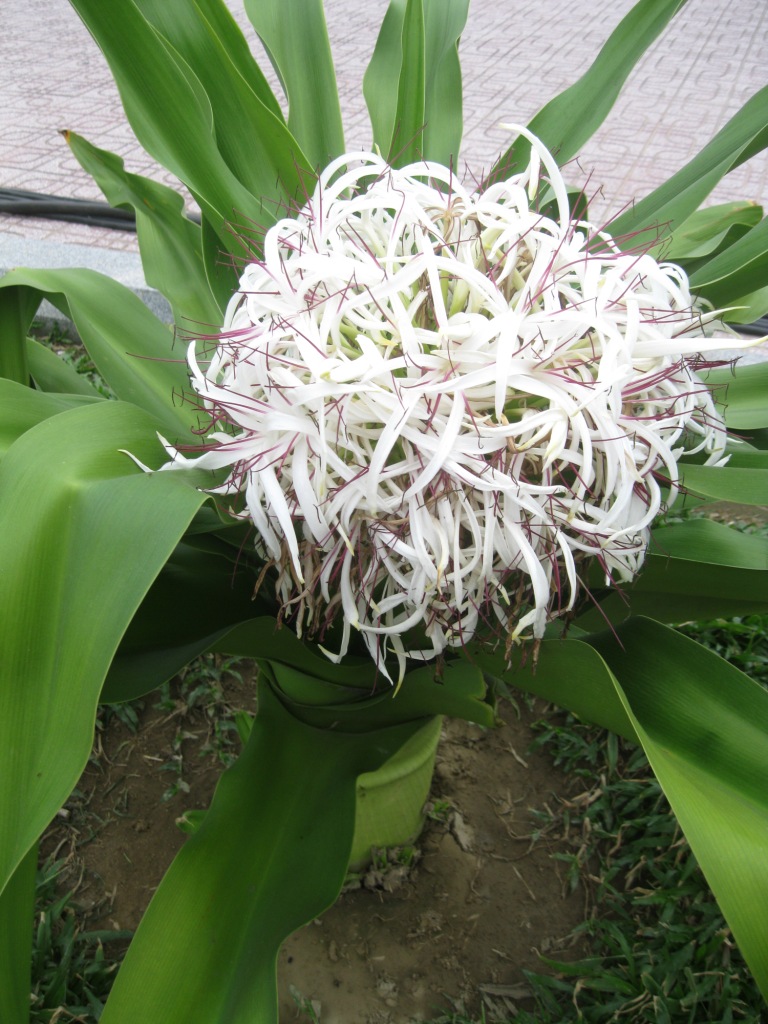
[1,0,767,251]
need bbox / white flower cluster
[164,129,731,680]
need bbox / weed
[30,859,130,1024]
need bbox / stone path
[1,0,766,254]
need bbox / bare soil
[41,672,585,1024]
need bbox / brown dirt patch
[41,670,585,1023]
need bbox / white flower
[160,127,736,681]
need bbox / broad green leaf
[680,462,768,505]
[269,659,497,730]
[0,402,207,897]
[243,0,345,168]
[0,377,101,457]
[587,618,768,1000]
[0,844,36,1024]
[213,616,383,689]
[468,638,638,741]
[102,539,277,704]
[688,215,768,310]
[704,359,768,429]
[609,85,768,251]
[26,337,104,397]
[665,201,762,261]
[99,681,427,1024]
[65,131,222,326]
[0,278,39,385]
[575,518,768,629]
[210,619,497,728]
[364,0,467,166]
[130,0,311,205]
[158,0,285,120]
[365,0,417,158]
[487,0,688,180]
[392,0,426,165]
[200,213,240,312]
[68,0,306,245]
[0,269,198,441]
[719,283,768,325]
[420,0,468,166]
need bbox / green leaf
[0,402,207,898]
[243,0,345,168]
[609,85,768,251]
[26,337,104,397]
[688,215,768,310]
[364,0,467,166]
[99,681,427,1024]
[102,539,277,704]
[704,360,768,429]
[665,201,763,261]
[0,278,39,385]
[68,0,308,245]
[0,269,198,441]
[207,616,497,728]
[487,0,688,180]
[159,0,285,120]
[392,0,426,165]
[0,844,37,1024]
[468,638,638,741]
[587,618,768,1001]
[365,0,416,159]
[575,518,768,628]
[130,0,310,205]
[718,283,768,325]
[420,0,468,167]
[65,131,222,326]
[679,462,768,506]
[0,377,100,457]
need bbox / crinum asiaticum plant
[1,0,768,1021]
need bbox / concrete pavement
[1,0,766,278]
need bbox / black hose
[738,316,768,337]
[0,187,201,231]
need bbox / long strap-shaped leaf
[587,618,768,1001]
[0,269,198,442]
[0,378,101,457]
[679,459,768,506]
[243,0,345,170]
[574,517,768,630]
[364,0,468,166]
[68,0,308,245]
[99,680,428,1024]
[66,131,226,327]
[25,338,105,398]
[0,844,37,1024]
[688,215,768,310]
[486,0,688,182]
[609,84,768,250]
[469,637,639,741]
[0,401,208,898]
[101,541,277,704]
[703,361,768,430]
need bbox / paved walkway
[1,0,767,253]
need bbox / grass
[29,859,130,1024]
